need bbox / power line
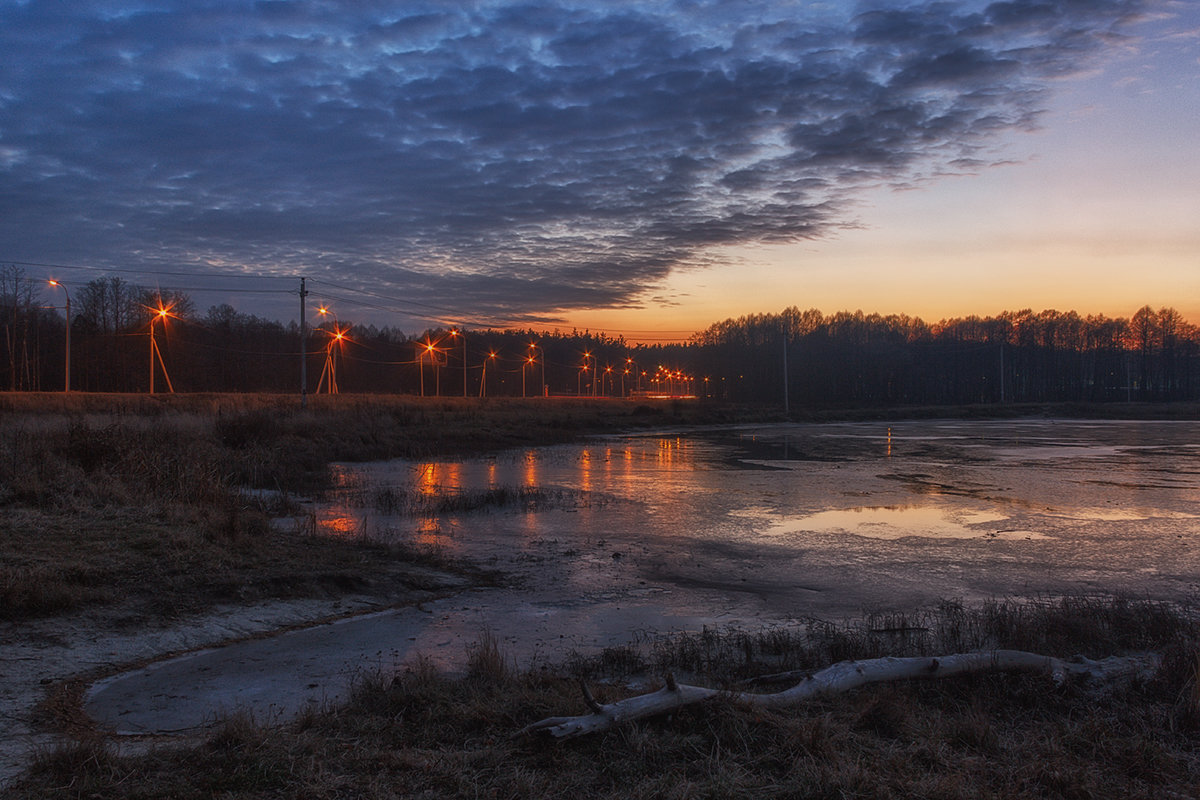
[2,257,296,283]
[7,258,702,339]
[309,278,461,317]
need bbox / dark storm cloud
[0,0,1148,324]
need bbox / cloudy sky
[2,0,1196,338]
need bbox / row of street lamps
[48,279,175,394]
[41,289,700,398]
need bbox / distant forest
[4,266,1198,405]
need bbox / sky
[1,0,1197,341]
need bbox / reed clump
[367,484,573,515]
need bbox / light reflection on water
[311,419,1200,622]
[764,505,1041,541]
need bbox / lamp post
[523,354,535,397]
[450,328,467,397]
[527,341,543,397]
[481,350,497,397]
[317,327,345,394]
[316,306,343,394]
[419,340,439,397]
[47,280,70,392]
[147,302,174,394]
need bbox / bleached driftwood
[519,650,1160,740]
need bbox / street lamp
[419,339,440,397]
[528,341,544,397]
[580,351,592,396]
[315,306,344,394]
[317,326,346,394]
[523,354,535,397]
[481,350,497,397]
[146,301,174,394]
[47,280,70,392]
[450,328,467,397]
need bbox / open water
[315,418,1200,664]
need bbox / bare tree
[0,264,41,390]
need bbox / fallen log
[518,650,1160,740]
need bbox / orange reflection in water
[413,517,462,551]
[657,436,684,467]
[523,449,538,487]
[314,510,360,539]
[416,463,438,496]
[579,448,592,492]
[415,461,464,494]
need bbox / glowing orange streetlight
[528,341,544,397]
[581,350,594,397]
[480,350,497,397]
[146,300,175,394]
[316,325,347,394]
[48,280,71,392]
[449,328,467,397]
[604,365,613,397]
[418,338,442,397]
[314,306,346,394]
[522,354,536,397]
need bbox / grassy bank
[10,597,1200,799]
[1,393,780,622]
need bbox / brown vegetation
[9,598,1200,799]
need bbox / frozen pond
[84,418,1200,734]
[317,418,1200,664]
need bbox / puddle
[763,505,1046,540]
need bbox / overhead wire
[8,256,704,340]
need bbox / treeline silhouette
[693,307,1198,405]
[4,266,1197,404]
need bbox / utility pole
[782,328,790,415]
[999,340,1005,403]
[48,280,70,391]
[299,277,308,409]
